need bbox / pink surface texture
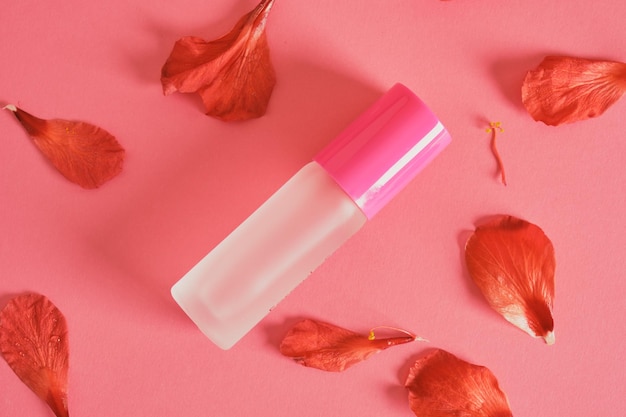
[1,1,625,416]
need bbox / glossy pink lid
[314,83,451,219]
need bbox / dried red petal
[405,349,513,417]
[5,105,125,189]
[465,215,556,344]
[522,56,626,125]
[161,0,276,121]
[279,319,417,372]
[0,293,70,417]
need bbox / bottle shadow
[82,58,382,323]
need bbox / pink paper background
[1,1,624,416]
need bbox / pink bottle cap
[314,83,451,219]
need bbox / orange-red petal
[0,293,70,417]
[405,349,513,417]
[279,319,417,372]
[161,0,276,121]
[522,56,626,125]
[465,215,556,344]
[5,105,125,189]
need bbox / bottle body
[171,162,367,349]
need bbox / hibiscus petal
[0,293,70,417]
[161,0,277,121]
[522,56,626,125]
[5,105,125,189]
[465,215,556,344]
[279,319,418,372]
[405,349,513,417]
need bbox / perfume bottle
[171,83,451,349]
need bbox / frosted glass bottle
[171,83,451,349]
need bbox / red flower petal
[405,349,513,417]
[279,319,418,372]
[522,56,626,125]
[161,0,277,121]
[465,215,556,344]
[5,105,125,189]
[0,293,70,417]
